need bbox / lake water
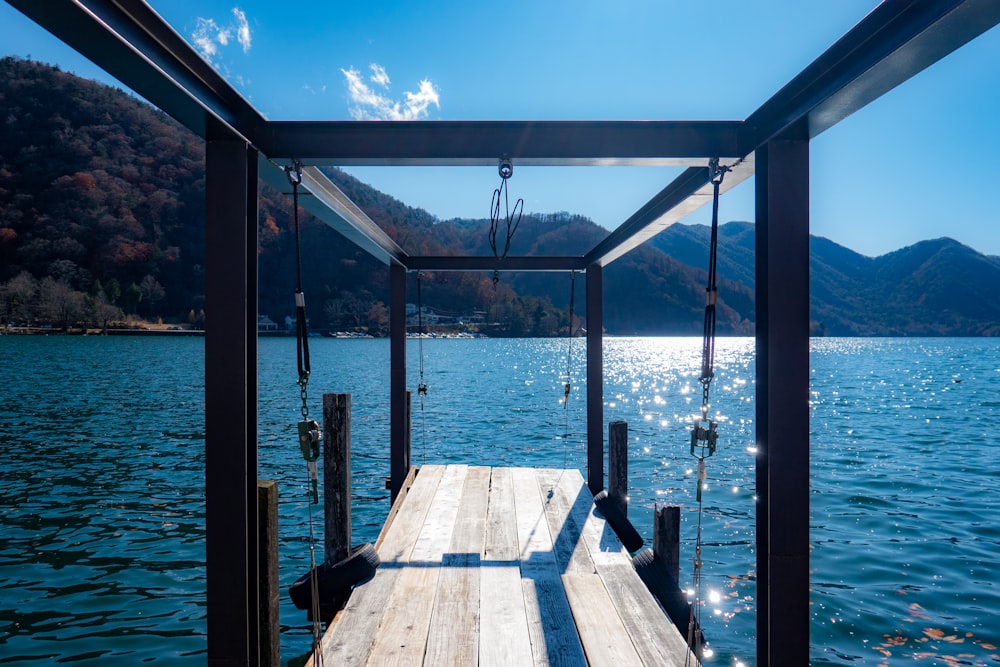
[1,336,998,665]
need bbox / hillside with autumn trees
[0,57,753,336]
[4,57,999,337]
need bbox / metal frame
[9,0,999,664]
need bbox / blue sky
[3,1,999,257]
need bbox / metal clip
[690,419,718,458]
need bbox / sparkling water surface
[1,336,998,665]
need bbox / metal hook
[498,158,514,180]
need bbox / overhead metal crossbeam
[404,256,588,272]
[745,0,1000,144]
[587,156,754,267]
[7,0,265,142]
[262,120,743,167]
[258,161,409,267]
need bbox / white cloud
[341,64,440,120]
[192,18,222,59]
[369,64,391,88]
[191,8,252,61]
[233,8,251,53]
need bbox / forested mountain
[1,57,997,336]
[653,222,1000,336]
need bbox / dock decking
[315,464,698,666]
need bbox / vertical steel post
[586,264,604,495]
[755,135,811,666]
[206,136,259,666]
[389,264,407,503]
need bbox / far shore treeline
[2,56,1000,337]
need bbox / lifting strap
[286,162,324,665]
[687,158,729,665]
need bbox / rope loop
[488,157,524,263]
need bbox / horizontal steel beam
[7,0,266,142]
[586,156,754,266]
[262,121,743,166]
[258,160,408,266]
[745,0,1000,146]
[403,256,588,272]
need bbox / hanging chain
[564,270,576,407]
[416,272,428,398]
[416,272,428,464]
[691,157,728,462]
[686,158,729,665]
[286,162,324,663]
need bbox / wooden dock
[313,464,698,666]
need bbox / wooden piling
[323,393,351,565]
[653,505,681,585]
[608,420,628,516]
[257,480,279,667]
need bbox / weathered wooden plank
[484,466,519,561]
[409,464,467,561]
[319,465,445,665]
[424,466,490,666]
[318,568,400,666]
[368,465,467,666]
[596,560,699,667]
[562,573,644,667]
[543,468,626,569]
[512,468,587,667]
[374,465,420,552]
[365,565,439,667]
[480,563,533,667]
[536,468,596,575]
[379,464,447,562]
[481,467,533,667]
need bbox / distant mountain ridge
[653,222,1000,336]
[1,56,998,336]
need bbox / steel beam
[263,121,742,167]
[205,137,259,666]
[755,135,811,666]
[389,264,408,503]
[586,157,754,267]
[7,0,265,143]
[586,264,604,496]
[745,0,1000,146]
[258,162,408,267]
[404,256,587,272]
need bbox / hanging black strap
[698,158,728,417]
[691,159,728,463]
[287,163,311,414]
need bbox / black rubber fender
[592,490,644,553]
[632,547,704,650]
[289,542,380,610]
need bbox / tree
[367,301,389,336]
[37,277,84,329]
[139,274,165,317]
[1,272,38,324]
[123,281,142,315]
